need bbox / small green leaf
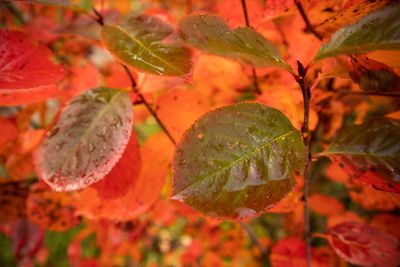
[314,4,400,62]
[321,118,400,193]
[33,87,133,192]
[172,103,306,219]
[101,15,193,77]
[179,13,291,70]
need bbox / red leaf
[74,133,173,221]
[0,30,66,106]
[10,219,44,261]
[270,237,327,267]
[327,221,400,266]
[181,239,202,265]
[91,131,141,199]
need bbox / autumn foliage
[0,0,400,266]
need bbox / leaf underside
[322,118,400,193]
[179,13,291,70]
[172,103,306,219]
[34,87,133,192]
[101,15,193,77]
[328,222,400,266]
[314,4,400,62]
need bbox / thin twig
[92,7,104,26]
[293,0,322,40]
[240,0,262,95]
[239,221,268,256]
[91,7,176,145]
[121,64,177,145]
[296,61,312,267]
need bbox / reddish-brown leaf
[0,30,66,106]
[91,131,141,199]
[327,221,400,266]
[0,183,28,222]
[349,55,400,92]
[27,185,80,232]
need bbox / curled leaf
[172,103,306,219]
[314,4,400,62]
[321,118,400,193]
[349,55,400,92]
[34,87,133,191]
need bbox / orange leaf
[74,133,173,221]
[157,89,209,141]
[309,193,345,216]
[27,184,80,232]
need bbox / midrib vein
[114,25,184,75]
[175,130,297,194]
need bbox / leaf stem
[239,221,268,256]
[296,60,312,267]
[240,0,262,95]
[121,64,177,145]
[293,0,322,40]
[92,7,104,26]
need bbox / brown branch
[296,61,312,267]
[240,0,262,95]
[239,221,268,256]
[293,0,322,40]
[121,64,176,145]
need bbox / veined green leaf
[172,103,306,219]
[314,4,400,62]
[179,13,291,70]
[320,118,400,193]
[33,87,133,192]
[101,15,193,77]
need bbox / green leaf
[321,118,400,193]
[101,15,193,77]
[171,103,306,219]
[314,4,400,62]
[33,87,133,192]
[179,13,291,70]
